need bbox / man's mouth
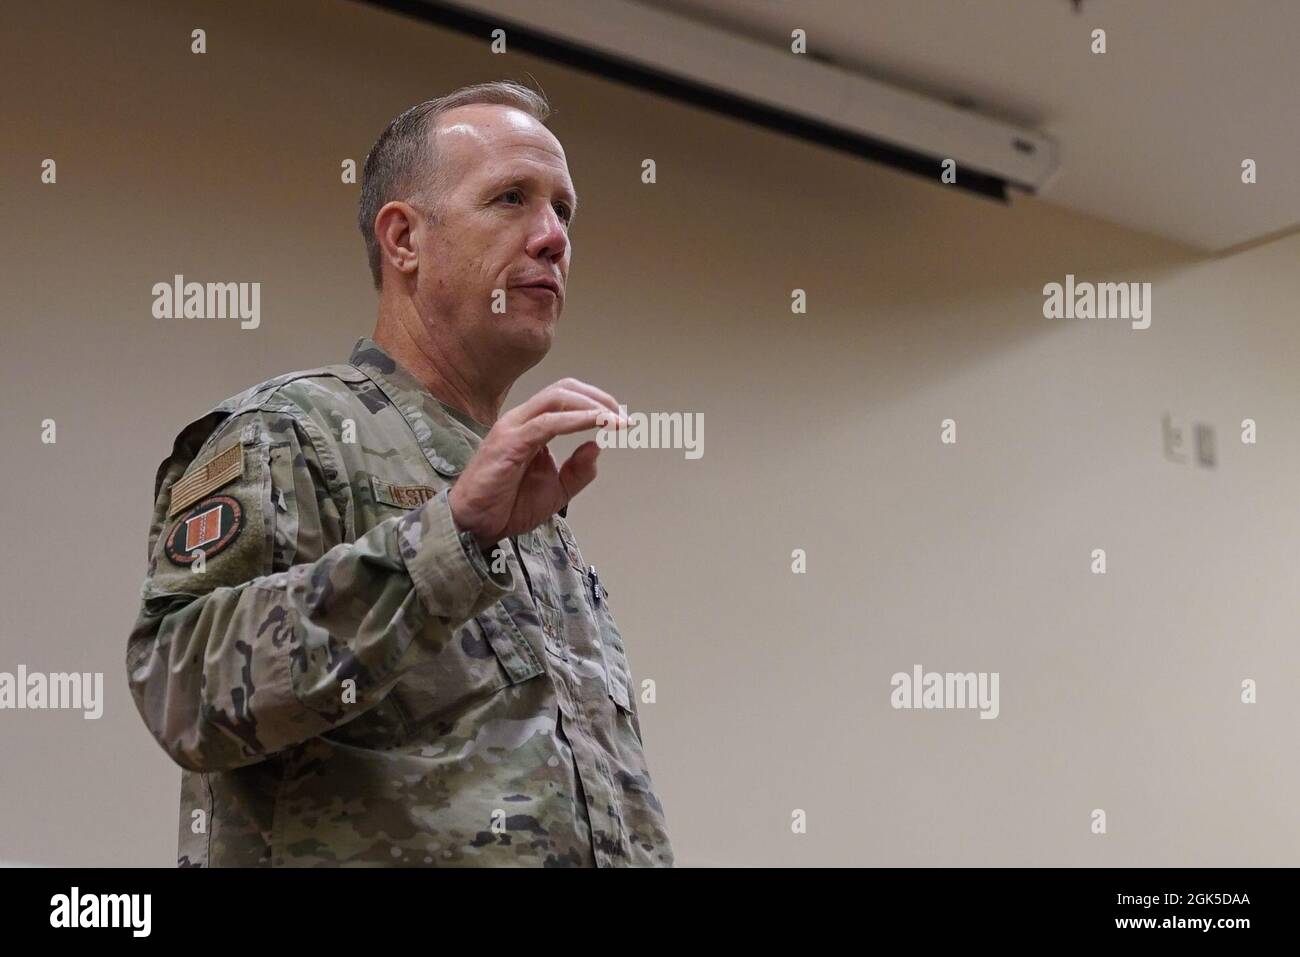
[513,277,561,296]
[516,286,558,308]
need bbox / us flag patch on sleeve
[168,443,244,518]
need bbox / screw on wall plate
[1162,413,1187,463]
[1195,424,1217,468]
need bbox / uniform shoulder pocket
[142,417,277,604]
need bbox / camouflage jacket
[126,337,673,867]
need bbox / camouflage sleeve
[125,406,513,773]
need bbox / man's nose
[526,204,569,263]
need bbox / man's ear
[375,201,421,281]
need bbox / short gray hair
[358,80,552,290]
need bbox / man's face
[412,104,576,372]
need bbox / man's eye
[498,190,569,225]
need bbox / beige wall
[2,0,1297,866]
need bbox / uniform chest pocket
[588,572,634,714]
[543,517,634,714]
[390,601,545,736]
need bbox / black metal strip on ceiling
[353,0,1009,202]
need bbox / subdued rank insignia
[168,443,244,517]
[554,516,582,567]
[371,476,437,509]
[164,495,243,565]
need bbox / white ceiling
[634,0,1299,253]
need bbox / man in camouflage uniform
[126,82,674,866]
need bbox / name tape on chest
[371,475,438,509]
[168,443,244,518]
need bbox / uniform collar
[348,336,488,477]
